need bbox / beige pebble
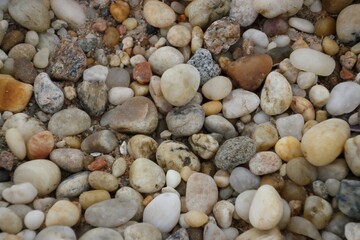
[316,110,328,122]
[309,85,330,108]
[286,157,317,185]
[130,81,149,96]
[180,166,195,182]
[191,26,204,53]
[143,1,176,28]
[275,136,303,162]
[88,171,119,192]
[5,128,26,160]
[322,36,339,56]
[214,170,230,188]
[79,190,111,210]
[167,24,191,48]
[290,96,315,121]
[183,210,208,227]
[122,17,137,30]
[252,122,279,151]
[45,200,81,227]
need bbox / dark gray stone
[187,48,221,85]
[76,37,98,53]
[14,58,37,84]
[337,179,360,220]
[77,80,108,117]
[81,130,118,154]
[214,136,256,170]
[166,104,205,137]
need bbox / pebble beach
[0,0,360,239]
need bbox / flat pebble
[253,0,303,18]
[143,1,176,28]
[345,135,360,176]
[276,114,304,140]
[222,89,260,119]
[230,167,260,194]
[337,180,360,220]
[50,148,84,173]
[252,122,279,151]
[229,0,258,26]
[186,172,218,214]
[214,136,256,171]
[80,228,124,240]
[0,207,23,234]
[204,115,238,139]
[286,157,317,185]
[326,81,360,116]
[317,158,349,181]
[115,186,144,221]
[24,210,45,230]
[249,151,282,175]
[48,108,91,136]
[5,127,26,160]
[236,228,283,240]
[35,226,76,240]
[85,199,137,227]
[45,200,81,227]
[148,46,184,75]
[81,130,118,154]
[188,133,219,160]
[79,190,110,210]
[50,0,86,29]
[143,193,180,233]
[56,172,90,198]
[213,200,234,228]
[89,171,118,192]
[128,134,158,160]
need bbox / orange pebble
[88,159,107,171]
[143,195,153,206]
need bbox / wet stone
[77,80,108,117]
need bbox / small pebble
[24,210,45,230]
[288,17,315,33]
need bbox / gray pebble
[76,37,98,53]
[124,223,162,240]
[337,179,360,220]
[230,167,260,194]
[50,148,84,173]
[35,226,76,240]
[106,67,130,88]
[81,130,118,154]
[204,115,238,139]
[77,80,108,117]
[115,186,144,221]
[56,171,90,199]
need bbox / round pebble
[143,1,176,28]
[35,226,76,240]
[230,167,260,194]
[222,89,260,119]
[275,136,303,162]
[79,228,124,240]
[88,171,119,192]
[167,24,191,48]
[309,85,330,108]
[201,76,232,101]
[24,210,45,230]
[5,127,26,160]
[127,134,158,160]
[148,46,184,76]
[336,4,360,43]
[326,81,360,116]
[286,157,317,185]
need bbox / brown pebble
[260,173,285,192]
[132,61,152,84]
[103,27,120,48]
[314,16,336,37]
[322,0,353,14]
[340,66,354,80]
[14,58,38,84]
[263,18,289,37]
[280,180,307,204]
[143,195,153,206]
[0,151,16,171]
[1,30,25,52]
[27,131,54,160]
[110,0,130,23]
[88,158,107,171]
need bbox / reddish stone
[88,158,107,171]
[27,131,54,160]
[340,66,354,80]
[132,61,152,84]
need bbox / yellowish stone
[184,210,208,227]
[202,100,222,116]
[79,190,111,210]
[275,136,303,162]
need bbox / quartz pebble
[188,133,219,160]
[115,186,144,221]
[326,81,360,116]
[50,0,86,29]
[243,28,269,48]
[252,122,278,151]
[183,210,208,228]
[166,170,181,189]
[303,195,333,229]
[33,48,49,68]
[213,200,234,228]
[167,25,191,48]
[336,4,360,43]
[235,190,256,222]
[127,134,158,160]
[201,76,232,101]
[24,210,45,230]
[345,222,360,240]
[79,190,111,210]
[108,87,134,106]
[222,89,260,119]
[288,17,314,33]
[286,157,317,186]
[309,85,330,107]
[236,228,283,240]
[45,200,81,227]
[275,136,303,161]
[287,216,322,240]
[89,171,118,192]
[2,182,37,204]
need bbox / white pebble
[25,30,39,46]
[155,37,167,48]
[310,0,322,12]
[33,48,50,68]
[309,85,330,107]
[50,0,86,29]
[253,111,270,124]
[16,229,37,240]
[297,71,317,90]
[2,182,38,204]
[166,169,181,188]
[130,54,146,67]
[201,76,232,101]
[83,65,109,82]
[108,87,134,105]
[326,81,360,116]
[5,128,26,160]
[24,210,45,230]
[273,35,291,47]
[235,190,256,223]
[289,17,315,33]
[243,28,269,48]
[348,112,359,125]
[122,36,134,50]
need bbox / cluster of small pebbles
[1,0,360,239]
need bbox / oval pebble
[56,171,90,199]
[2,182,38,204]
[0,207,23,234]
[201,76,232,101]
[235,190,256,223]
[108,87,134,105]
[326,81,360,116]
[253,0,303,18]
[336,4,360,43]
[88,171,119,192]
[79,190,111,210]
[35,226,76,240]
[50,148,84,173]
[24,210,45,230]
[5,127,26,160]
[222,89,260,119]
[143,1,176,28]
[27,130,54,160]
[288,17,315,33]
[148,46,184,76]
[50,0,86,29]
[249,151,282,175]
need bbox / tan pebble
[167,24,191,48]
[27,131,54,160]
[143,195,153,206]
[302,120,318,135]
[109,55,121,67]
[202,101,222,116]
[191,26,204,53]
[5,128,26,160]
[45,200,81,227]
[322,36,339,56]
[275,136,303,162]
[252,122,279,151]
[130,81,149,96]
[236,227,283,240]
[79,190,111,210]
[180,166,195,182]
[184,210,208,227]
[314,16,336,37]
[63,136,81,149]
[280,180,307,204]
[214,170,230,188]
[88,171,119,192]
[290,96,315,121]
[260,173,285,192]
[351,42,360,54]
[143,1,176,28]
[316,110,328,122]
[103,27,120,48]
[286,157,317,186]
[110,0,130,23]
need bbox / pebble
[32,48,49,68]
[213,200,234,228]
[77,80,108,117]
[13,160,61,196]
[2,182,37,204]
[214,136,256,171]
[249,185,283,230]
[186,172,218,214]
[201,76,232,101]
[129,158,165,193]
[345,222,360,240]
[35,226,76,240]
[132,61,152,84]
[24,30,39,46]
[204,115,238,139]
[290,48,336,76]
[222,89,260,119]
[317,158,349,181]
[143,0,175,28]
[47,39,86,82]
[106,67,130,88]
[1,30,22,53]
[322,231,342,240]
[37,32,60,53]
[156,140,200,172]
[224,54,273,91]
[253,0,303,18]
[288,17,314,33]
[0,74,33,113]
[34,72,64,114]
[337,180,360,220]
[252,122,278,151]
[50,0,86,29]
[101,96,158,134]
[188,133,219,160]
[50,148,84,172]
[103,27,120,48]
[235,190,256,223]
[204,17,240,55]
[88,171,118,192]
[229,0,258,26]
[148,46,184,76]
[243,28,269,48]
[230,167,260,194]
[345,135,360,176]
[297,71,317,90]
[143,193,180,233]
[309,85,330,107]
[48,108,91,136]
[287,216,322,240]
[183,210,208,228]
[237,228,282,240]
[161,64,200,106]
[5,127,26,160]
[286,157,317,185]
[0,207,22,234]
[336,4,360,43]
[325,212,352,237]
[80,227,124,240]
[326,81,360,116]
[203,220,226,240]
[166,169,181,189]
[83,65,108,82]
[115,186,144,221]
[127,134,158,160]
[275,136,304,162]
[202,100,222,116]
[301,119,350,166]
[166,104,205,137]
[24,210,45,230]
[276,114,304,140]
[249,151,282,175]
[81,130,118,154]
[76,37,98,53]
[124,223,162,240]
[191,26,204,54]
[260,71,293,115]
[291,96,315,122]
[325,178,340,197]
[56,172,89,198]
[167,228,189,240]
[79,190,111,210]
[304,195,333,229]
[14,58,37,84]
[123,17,137,30]
[109,0,129,23]
[167,24,191,48]
[187,48,221,86]
[8,0,50,32]
[84,198,137,227]
[322,36,339,56]
[45,200,81,227]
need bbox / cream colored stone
[183,210,208,227]
[45,200,81,227]
[275,136,303,162]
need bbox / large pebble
[8,0,50,32]
[249,185,283,230]
[230,167,260,194]
[326,81,360,116]
[79,190,110,210]
[50,148,84,173]
[337,180,360,220]
[345,135,360,176]
[127,134,158,160]
[260,71,293,115]
[77,80,107,117]
[204,115,238,139]
[222,89,260,119]
[129,158,165,193]
[186,172,218,214]
[161,64,200,106]
[249,151,282,175]
[48,108,91,136]
[214,136,256,171]
[45,200,81,227]
[85,199,137,227]
[166,104,205,137]
[101,96,158,134]
[0,207,23,234]
[276,114,304,140]
[143,1,176,28]
[124,223,162,240]
[89,171,119,192]
[235,190,256,222]
[5,127,26,160]
[242,28,269,48]
[34,72,64,114]
[230,0,258,26]
[79,228,123,240]
[2,182,37,204]
[50,0,86,29]
[115,186,144,221]
[287,217,323,240]
[56,172,90,199]
[317,158,349,181]
[143,193,180,233]
[188,133,219,160]
[14,58,37,84]
[35,226,76,240]
[345,222,360,240]
[301,119,350,166]
[201,76,232,101]
[27,131,54,160]
[253,0,303,18]
[81,130,118,154]
[13,160,61,196]
[148,46,184,75]
[286,157,317,186]
[156,140,200,172]
[290,48,335,76]
[336,4,360,43]
[8,43,36,60]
